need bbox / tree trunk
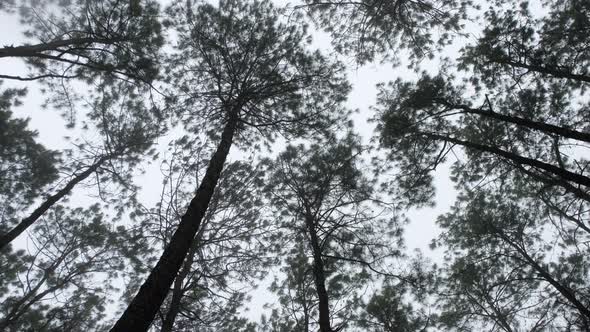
[495,229,590,321]
[0,155,109,251]
[0,247,71,330]
[0,38,117,58]
[512,162,590,203]
[304,210,333,332]
[110,110,239,332]
[436,100,590,144]
[494,57,590,84]
[422,132,590,188]
[160,235,200,332]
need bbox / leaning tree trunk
[0,155,110,251]
[304,209,333,332]
[0,38,116,58]
[160,230,202,332]
[494,228,590,322]
[110,110,239,332]
[422,132,590,188]
[0,246,71,330]
[495,57,590,84]
[435,100,590,144]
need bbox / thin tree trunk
[539,194,590,234]
[511,162,590,203]
[0,247,71,330]
[435,100,590,144]
[421,132,590,188]
[304,210,333,332]
[110,110,239,332]
[521,250,590,321]
[494,57,590,84]
[0,155,109,251]
[495,229,590,321]
[480,289,515,332]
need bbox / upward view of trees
[1,0,589,331]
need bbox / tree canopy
[1,0,589,331]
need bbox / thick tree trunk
[160,237,200,332]
[0,155,109,251]
[304,210,333,332]
[110,111,239,332]
[0,38,116,58]
[422,132,590,188]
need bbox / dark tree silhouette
[0,0,163,83]
[264,135,406,332]
[0,204,148,331]
[0,83,161,250]
[0,86,59,243]
[375,0,590,329]
[111,0,349,330]
[141,139,270,332]
[300,0,471,64]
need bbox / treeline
[0,0,589,331]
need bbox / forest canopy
[0,0,589,331]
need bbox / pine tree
[374,0,590,329]
[264,135,406,332]
[111,1,349,330]
[0,0,163,83]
